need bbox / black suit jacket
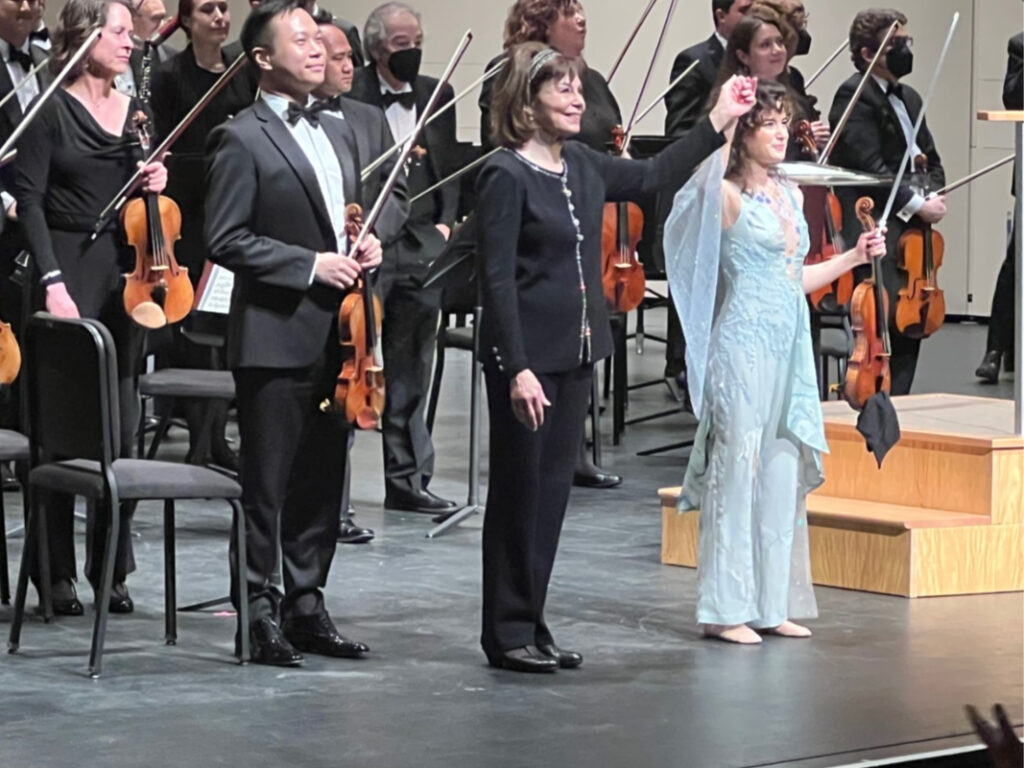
[347,67,459,241]
[204,98,407,370]
[0,41,52,145]
[664,34,724,137]
[827,73,944,243]
[328,96,405,209]
[1005,32,1023,111]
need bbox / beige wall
[44,0,1023,316]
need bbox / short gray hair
[363,2,422,64]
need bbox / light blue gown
[664,148,827,628]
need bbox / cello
[330,204,386,430]
[795,120,853,310]
[893,154,945,339]
[843,198,891,409]
[121,111,194,329]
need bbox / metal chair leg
[8,486,38,652]
[163,500,177,645]
[88,491,120,678]
[145,409,174,461]
[231,500,249,663]
[0,491,9,605]
[590,366,602,467]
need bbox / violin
[893,154,945,339]
[795,120,853,311]
[600,126,646,313]
[0,316,21,386]
[843,197,891,410]
[121,111,193,329]
[330,203,385,430]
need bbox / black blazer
[347,66,459,236]
[476,118,725,377]
[0,41,52,144]
[827,72,944,240]
[329,96,405,209]
[664,34,724,138]
[1005,32,1023,111]
[204,98,408,370]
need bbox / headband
[528,47,560,82]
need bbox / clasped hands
[314,234,383,290]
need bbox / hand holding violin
[917,194,947,224]
[352,233,383,270]
[314,234,383,290]
[850,227,888,266]
[709,75,758,134]
[808,119,830,150]
[138,159,168,195]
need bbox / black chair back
[25,313,119,465]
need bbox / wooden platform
[660,394,1024,597]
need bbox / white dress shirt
[872,75,925,221]
[378,68,416,145]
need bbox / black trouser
[231,356,350,623]
[481,364,592,659]
[379,236,444,496]
[986,226,1017,355]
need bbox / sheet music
[194,262,234,315]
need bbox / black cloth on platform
[474,118,725,657]
[828,73,945,395]
[205,96,406,620]
[855,391,901,467]
[347,66,457,495]
[15,89,147,587]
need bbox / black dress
[474,118,726,660]
[15,88,148,587]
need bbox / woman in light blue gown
[664,82,886,644]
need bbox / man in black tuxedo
[828,8,947,396]
[205,0,404,666]
[660,0,751,385]
[347,1,459,515]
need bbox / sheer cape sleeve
[663,146,727,419]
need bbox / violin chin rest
[131,301,168,330]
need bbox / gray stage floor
[0,315,1020,768]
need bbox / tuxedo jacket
[0,41,52,144]
[204,98,408,370]
[664,34,724,138]
[827,72,945,244]
[347,67,459,244]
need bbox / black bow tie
[381,90,415,110]
[30,28,49,44]
[8,46,33,72]
[886,82,904,100]
[285,101,321,128]
[312,95,343,114]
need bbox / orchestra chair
[0,428,29,605]
[8,314,248,678]
[811,309,854,400]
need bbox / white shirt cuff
[309,255,318,286]
[2,191,14,214]
[897,193,925,222]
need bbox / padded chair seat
[0,429,29,461]
[444,327,474,351]
[139,369,235,399]
[30,458,241,501]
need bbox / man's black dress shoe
[384,487,458,514]
[488,645,558,673]
[976,350,1001,383]
[538,642,583,669]
[248,617,304,667]
[572,470,622,489]
[51,579,84,616]
[339,509,374,544]
[282,612,369,659]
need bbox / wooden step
[807,495,989,534]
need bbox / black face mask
[388,47,422,83]
[795,28,812,57]
[886,39,913,79]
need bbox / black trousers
[986,227,1017,355]
[379,237,444,496]
[481,364,592,659]
[231,356,349,622]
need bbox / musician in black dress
[15,0,169,614]
[827,8,947,396]
[477,0,622,489]
[976,30,1022,383]
[475,42,754,673]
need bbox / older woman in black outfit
[16,0,168,614]
[476,42,755,673]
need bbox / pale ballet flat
[701,623,763,644]
[759,621,813,638]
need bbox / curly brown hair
[725,80,794,182]
[51,0,134,81]
[502,0,580,48]
[849,8,907,72]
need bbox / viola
[121,111,193,329]
[600,126,646,313]
[843,198,891,410]
[796,120,853,311]
[330,203,385,430]
[894,155,945,339]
